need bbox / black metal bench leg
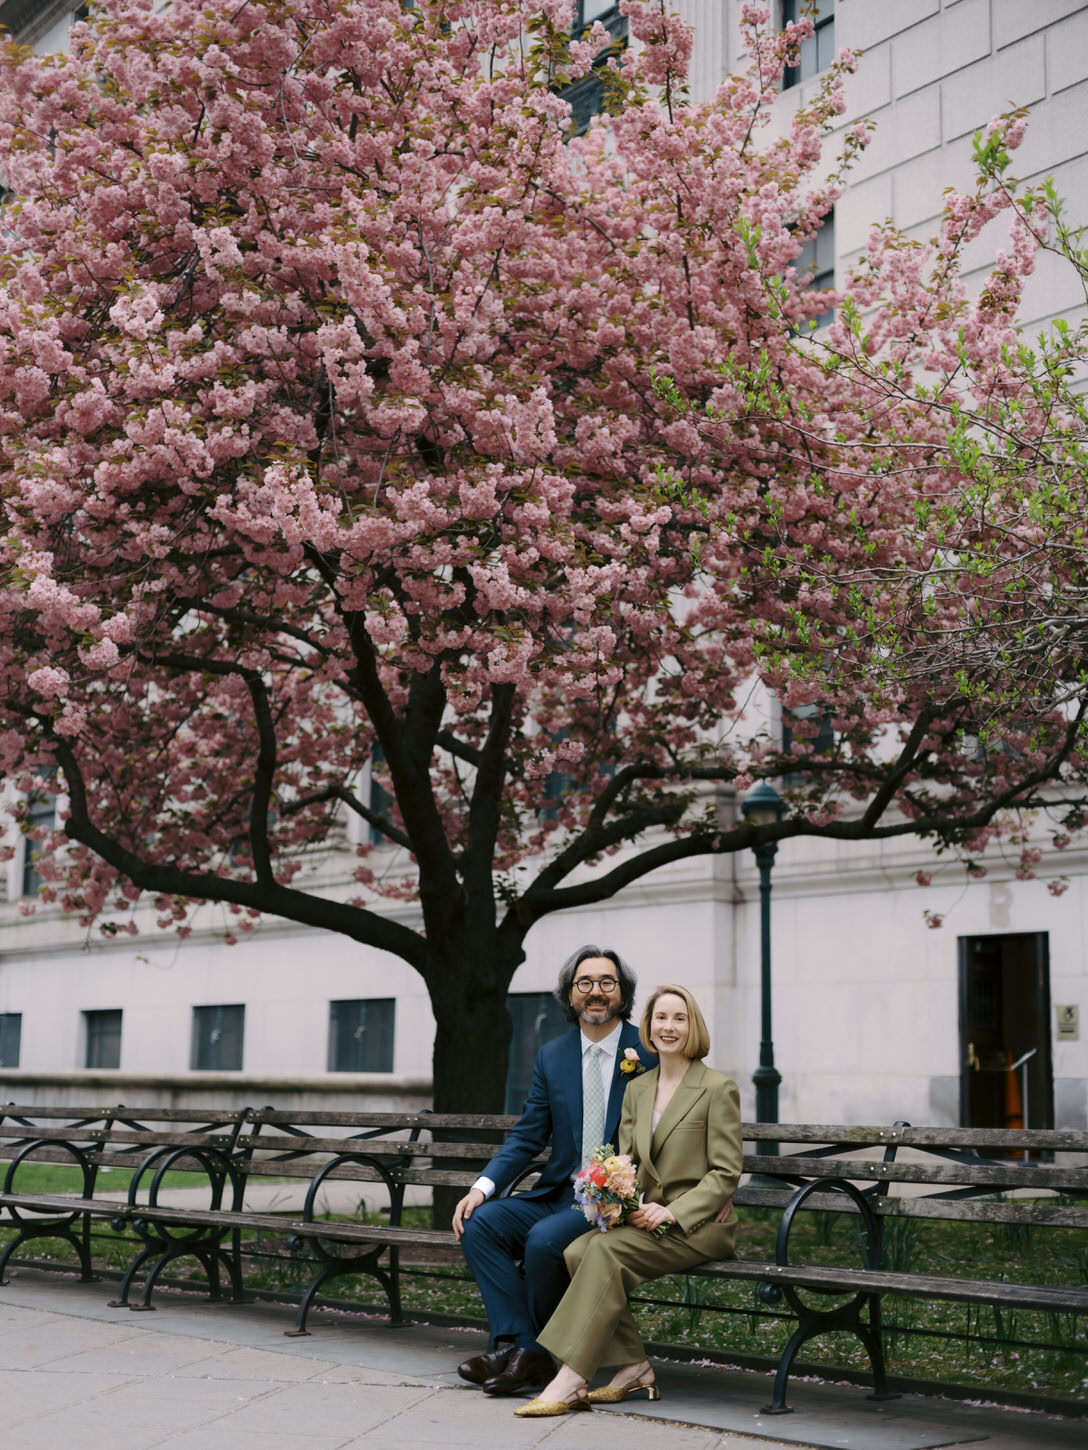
[203,1246,245,1305]
[0,1230,24,1285]
[130,1247,174,1310]
[385,1247,403,1328]
[195,1249,222,1301]
[108,1245,157,1308]
[226,1230,247,1303]
[762,1317,814,1414]
[78,1214,99,1282]
[0,1222,99,1286]
[285,1265,335,1337]
[861,1295,900,1402]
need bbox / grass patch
[2,1162,206,1195]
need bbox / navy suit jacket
[482,1021,655,1199]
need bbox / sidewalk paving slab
[0,1267,1083,1450]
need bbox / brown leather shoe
[457,1344,514,1385]
[481,1347,554,1396]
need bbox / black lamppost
[741,781,785,1154]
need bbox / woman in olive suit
[515,984,742,1417]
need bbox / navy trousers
[459,1190,593,1355]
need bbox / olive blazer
[620,1057,742,1238]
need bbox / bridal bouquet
[573,1143,666,1236]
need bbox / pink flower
[27,666,70,698]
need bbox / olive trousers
[537,1214,736,1381]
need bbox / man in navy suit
[451,945,654,1395]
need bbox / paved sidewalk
[0,1268,1083,1450]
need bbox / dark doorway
[958,933,1053,1140]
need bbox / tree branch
[245,671,278,890]
[527,761,735,896]
[515,711,1088,923]
[435,729,484,769]
[196,601,336,660]
[48,731,429,969]
[280,781,413,852]
[323,573,462,909]
[464,683,516,907]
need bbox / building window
[782,0,835,89]
[191,1004,245,1071]
[22,786,56,898]
[539,765,571,823]
[505,991,568,1114]
[539,727,615,823]
[792,210,835,328]
[560,2,629,136]
[783,703,834,753]
[781,701,835,786]
[83,1009,122,1070]
[0,1013,21,1068]
[328,998,395,1073]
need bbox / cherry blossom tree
[675,108,1088,897]
[1,0,1085,1116]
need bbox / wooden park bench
[2,1103,1086,1414]
[695,1122,1088,1412]
[0,1103,491,1329]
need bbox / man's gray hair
[554,944,638,1024]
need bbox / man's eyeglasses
[572,976,619,994]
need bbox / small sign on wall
[1056,1005,1079,1041]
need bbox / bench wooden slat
[236,1132,520,1160]
[247,1110,513,1131]
[876,1194,1088,1226]
[1,1107,245,1125]
[697,1259,1088,1314]
[240,1159,478,1188]
[0,1128,237,1150]
[739,1124,1088,1150]
[733,1184,1088,1226]
[738,1153,1085,1192]
[0,1191,126,1215]
[107,1202,456,1245]
[0,1192,454,1247]
[0,1146,211,1171]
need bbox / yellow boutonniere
[620,1047,646,1076]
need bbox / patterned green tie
[581,1044,606,1167]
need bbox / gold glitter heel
[512,1391,592,1417]
[587,1373,660,1403]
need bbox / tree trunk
[427,959,517,1227]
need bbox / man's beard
[578,997,622,1026]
